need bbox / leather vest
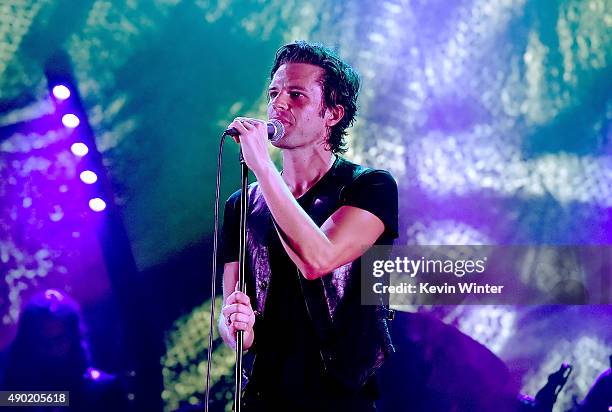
[242,157,395,391]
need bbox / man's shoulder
[335,156,366,176]
[335,156,396,185]
[226,182,262,204]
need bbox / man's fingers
[227,290,251,306]
[229,119,249,135]
[230,117,261,130]
[229,313,252,325]
[235,117,264,125]
[241,120,265,131]
[222,303,252,317]
[228,118,265,138]
[230,321,249,332]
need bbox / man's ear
[325,104,345,128]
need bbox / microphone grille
[269,119,285,143]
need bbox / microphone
[224,119,285,143]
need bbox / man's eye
[269,92,278,98]
[290,91,302,98]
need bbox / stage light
[62,113,80,128]
[89,369,101,380]
[52,85,71,100]
[79,170,98,184]
[70,142,89,156]
[89,198,106,212]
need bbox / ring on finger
[226,315,232,326]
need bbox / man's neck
[281,145,335,198]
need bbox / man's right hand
[221,281,255,350]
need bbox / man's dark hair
[270,40,360,154]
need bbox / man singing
[218,40,398,411]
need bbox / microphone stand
[233,149,249,412]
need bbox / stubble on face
[267,63,330,150]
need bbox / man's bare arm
[254,156,385,279]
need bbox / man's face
[267,63,337,150]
